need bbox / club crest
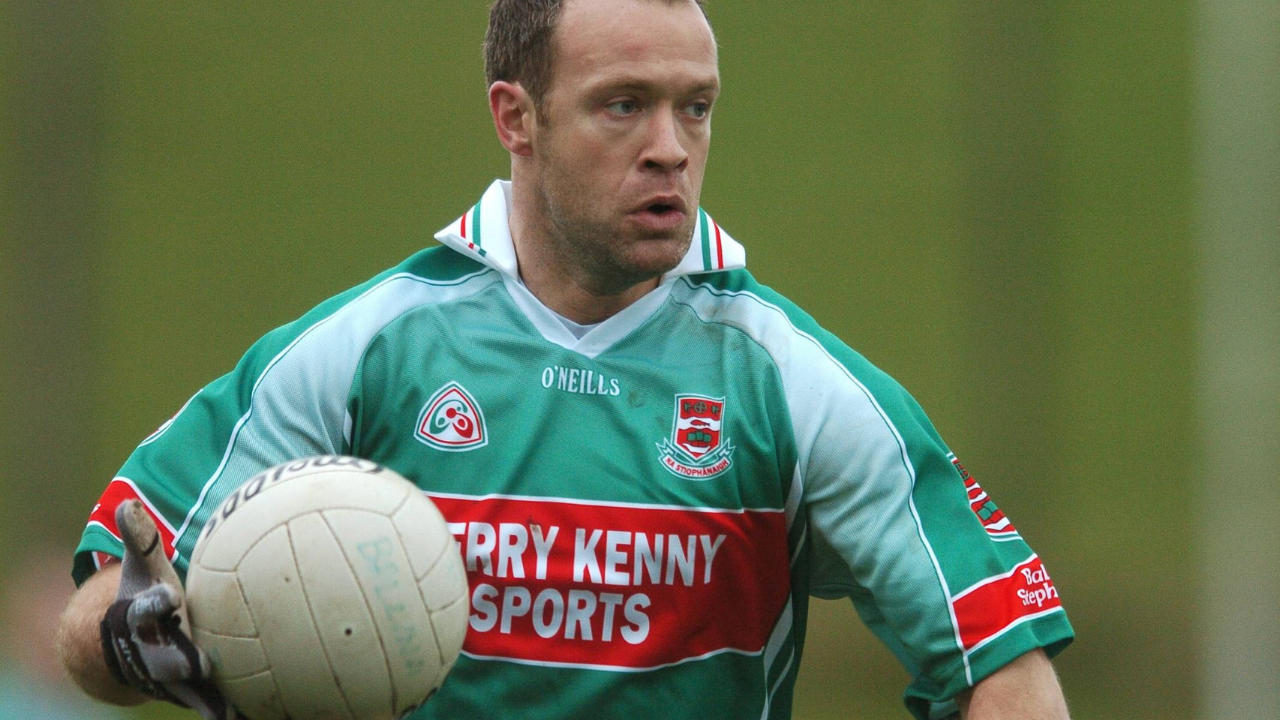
[953,457,1020,540]
[657,394,734,479]
[416,381,488,452]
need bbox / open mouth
[629,198,687,230]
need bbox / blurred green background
[2,1,1273,719]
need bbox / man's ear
[490,81,536,157]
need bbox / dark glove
[99,500,245,720]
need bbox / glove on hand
[99,500,243,720]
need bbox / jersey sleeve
[673,271,1073,718]
[71,271,411,587]
[788,328,1074,718]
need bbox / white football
[186,456,469,720]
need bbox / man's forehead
[554,0,718,88]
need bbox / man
[58,1,1074,718]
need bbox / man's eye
[685,102,710,119]
[607,100,638,115]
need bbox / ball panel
[194,630,269,682]
[188,458,470,719]
[187,567,257,637]
[236,524,354,720]
[198,471,412,572]
[289,512,392,719]
[324,508,440,716]
[219,670,287,720]
[418,551,468,613]
[427,596,469,674]
[391,492,454,581]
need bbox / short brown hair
[484,0,709,112]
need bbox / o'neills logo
[416,381,487,452]
[429,493,791,670]
[657,394,734,479]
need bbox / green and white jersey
[75,180,1073,720]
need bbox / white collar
[432,180,746,358]
[433,179,746,281]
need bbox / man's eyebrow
[588,75,721,95]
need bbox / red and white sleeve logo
[952,456,1019,540]
[951,555,1063,653]
[86,478,180,567]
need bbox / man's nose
[641,109,689,172]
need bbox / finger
[138,642,200,683]
[126,584,182,626]
[169,621,214,681]
[116,500,162,557]
[116,500,186,599]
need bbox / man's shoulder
[391,243,492,284]
[306,243,494,324]
[678,271,946,453]
[676,269,853,359]
[675,269,904,396]
[234,244,496,371]
[679,268,816,329]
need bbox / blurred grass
[0,0,19,570]
[3,1,1195,718]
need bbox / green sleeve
[72,247,493,587]
[684,271,1074,719]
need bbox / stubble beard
[532,153,696,297]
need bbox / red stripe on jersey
[87,478,179,562]
[712,220,724,269]
[951,555,1062,652]
[429,494,791,670]
[93,552,119,570]
[460,211,468,239]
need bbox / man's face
[528,0,719,292]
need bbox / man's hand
[61,501,241,720]
[955,648,1071,720]
[59,562,147,706]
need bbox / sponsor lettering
[541,366,622,397]
[951,555,1063,651]
[468,584,652,645]
[448,521,727,587]
[1016,566,1059,608]
[430,494,790,669]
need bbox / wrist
[57,564,148,707]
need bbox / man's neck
[508,196,659,326]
